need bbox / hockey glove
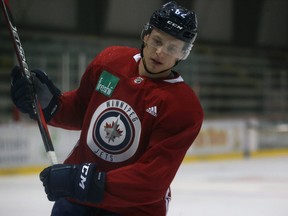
[10,65,61,121]
[39,163,106,203]
[10,66,35,118]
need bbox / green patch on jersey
[96,71,119,97]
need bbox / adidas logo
[146,106,157,117]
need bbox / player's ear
[143,34,150,43]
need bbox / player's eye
[167,45,178,54]
[150,37,162,47]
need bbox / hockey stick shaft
[0,0,58,164]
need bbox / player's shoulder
[160,75,203,116]
[103,46,139,53]
[156,80,204,130]
[99,46,139,60]
[162,72,197,99]
[90,46,140,69]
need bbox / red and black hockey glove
[39,163,106,203]
[10,65,61,121]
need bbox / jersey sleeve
[49,53,105,130]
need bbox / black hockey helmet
[149,1,198,44]
[141,1,198,60]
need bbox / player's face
[140,29,186,78]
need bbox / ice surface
[168,157,288,216]
[0,157,287,216]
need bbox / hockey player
[10,1,203,215]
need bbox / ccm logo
[79,163,91,190]
[167,20,183,30]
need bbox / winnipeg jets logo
[87,100,141,163]
[104,115,123,142]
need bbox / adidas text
[146,106,157,117]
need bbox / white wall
[0,119,258,169]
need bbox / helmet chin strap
[140,43,179,75]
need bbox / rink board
[0,119,288,175]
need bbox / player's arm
[49,48,110,130]
[48,63,98,130]
[11,51,104,130]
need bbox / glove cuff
[74,163,106,203]
[42,94,60,122]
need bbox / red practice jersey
[50,46,204,215]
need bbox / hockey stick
[0,0,58,164]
